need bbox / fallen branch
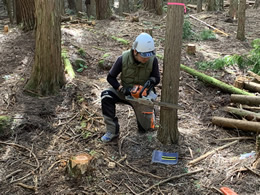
[245,165,260,177]
[212,116,260,133]
[248,71,260,82]
[17,183,36,191]
[223,106,260,121]
[138,169,203,195]
[216,136,255,141]
[189,15,229,37]
[244,81,260,92]
[180,65,254,96]
[188,140,238,166]
[231,94,260,106]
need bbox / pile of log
[212,71,260,168]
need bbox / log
[231,94,260,106]
[62,49,75,80]
[241,105,260,112]
[248,71,260,83]
[223,106,260,121]
[212,116,260,133]
[67,153,93,178]
[180,64,254,96]
[4,25,8,32]
[233,76,247,89]
[244,81,260,92]
[186,44,196,55]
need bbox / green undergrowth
[195,39,260,74]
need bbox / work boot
[101,132,119,142]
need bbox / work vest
[121,50,154,88]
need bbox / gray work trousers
[101,87,155,134]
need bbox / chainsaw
[126,85,184,110]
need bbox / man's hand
[143,78,155,89]
[118,86,131,96]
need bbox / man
[101,33,160,142]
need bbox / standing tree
[197,0,203,13]
[206,0,223,11]
[68,0,76,11]
[85,0,96,18]
[229,0,238,19]
[254,0,260,8]
[236,0,246,40]
[25,0,65,96]
[15,0,35,30]
[143,0,163,15]
[95,0,111,20]
[157,0,184,144]
[75,0,83,12]
[119,0,130,15]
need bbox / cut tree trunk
[244,81,260,92]
[180,64,254,96]
[186,44,196,55]
[67,153,93,178]
[223,106,260,121]
[212,116,260,133]
[231,94,260,106]
[248,71,260,82]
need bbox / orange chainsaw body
[131,85,148,98]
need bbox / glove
[119,86,131,96]
[143,78,155,89]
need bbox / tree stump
[233,76,246,89]
[67,153,93,178]
[4,25,8,32]
[186,44,196,55]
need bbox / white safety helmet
[132,33,156,58]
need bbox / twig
[17,183,36,191]
[125,183,138,195]
[245,165,260,177]
[216,137,255,141]
[119,131,130,156]
[138,169,203,195]
[186,84,203,95]
[57,112,79,127]
[126,161,164,179]
[188,140,238,166]
[98,185,110,194]
[47,159,64,172]
[5,169,23,179]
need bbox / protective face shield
[132,33,156,58]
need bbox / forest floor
[1,3,260,195]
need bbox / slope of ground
[0,5,260,195]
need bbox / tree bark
[212,116,260,133]
[236,0,246,40]
[143,0,163,15]
[25,0,65,96]
[68,0,76,10]
[180,64,254,96]
[223,106,260,121]
[206,0,216,11]
[231,94,260,106]
[254,0,260,8]
[229,0,238,19]
[85,0,96,18]
[119,0,130,15]
[75,0,83,12]
[158,0,184,144]
[15,0,35,31]
[197,0,203,13]
[96,0,111,20]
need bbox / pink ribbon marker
[167,2,186,13]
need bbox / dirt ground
[1,3,260,195]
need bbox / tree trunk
[119,0,130,15]
[231,94,260,106]
[223,106,260,121]
[206,0,216,11]
[212,116,260,133]
[15,0,35,31]
[25,0,65,96]
[254,0,260,8]
[197,0,203,13]
[229,0,238,19]
[68,0,76,10]
[61,0,65,15]
[96,0,111,20]
[85,0,96,18]
[180,64,254,96]
[143,0,163,15]
[6,0,13,24]
[75,0,83,12]
[236,0,246,40]
[158,0,184,144]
